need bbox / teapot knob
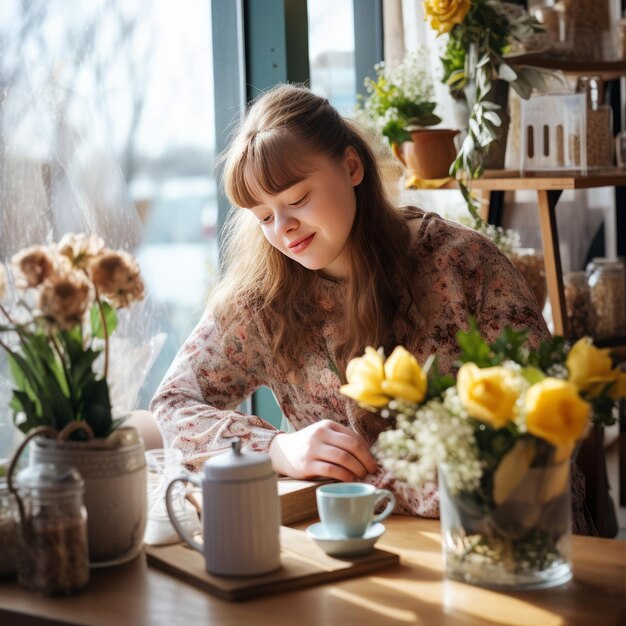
[231,438,242,455]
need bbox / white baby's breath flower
[373,390,483,495]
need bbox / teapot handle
[165,474,203,554]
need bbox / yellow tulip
[457,363,519,428]
[423,0,471,35]
[525,378,590,448]
[566,337,624,399]
[380,346,427,404]
[340,347,389,408]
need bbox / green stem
[94,288,109,379]
[0,302,15,324]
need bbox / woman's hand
[268,420,379,482]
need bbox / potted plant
[357,48,460,181]
[0,234,149,565]
[340,327,625,588]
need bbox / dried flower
[89,250,145,308]
[11,245,56,288]
[39,271,91,330]
[0,234,147,440]
[59,233,106,270]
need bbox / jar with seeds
[509,248,547,310]
[14,464,89,595]
[564,271,593,338]
[577,77,612,168]
[587,258,626,340]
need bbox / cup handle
[372,489,396,524]
[165,474,203,553]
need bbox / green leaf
[90,301,118,340]
[456,319,493,367]
[10,390,43,433]
[527,336,567,371]
[489,326,529,364]
[79,378,112,438]
[520,366,545,385]
[426,356,455,399]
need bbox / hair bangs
[229,129,315,208]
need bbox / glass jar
[564,271,593,338]
[509,248,547,310]
[144,448,200,546]
[15,463,89,595]
[0,477,19,579]
[587,258,626,340]
[530,1,574,54]
[577,77,613,168]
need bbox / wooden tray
[146,526,400,602]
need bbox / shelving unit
[442,168,626,355]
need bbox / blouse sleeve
[149,310,279,470]
[472,236,550,347]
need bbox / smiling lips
[287,233,315,254]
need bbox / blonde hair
[213,84,416,376]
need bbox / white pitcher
[165,438,281,576]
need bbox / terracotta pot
[30,427,147,565]
[392,129,459,180]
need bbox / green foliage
[357,48,441,146]
[456,318,528,367]
[437,0,548,234]
[426,356,456,400]
[526,335,567,372]
[90,301,118,339]
[5,322,114,440]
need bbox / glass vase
[438,463,573,590]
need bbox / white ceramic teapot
[165,438,281,576]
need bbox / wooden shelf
[441,168,626,192]
[510,55,626,80]
[439,170,626,340]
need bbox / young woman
[150,84,548,518]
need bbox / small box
[520,93,587,174]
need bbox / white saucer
[306,522,385,557]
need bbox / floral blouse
[150,209,549,519]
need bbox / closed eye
[260,213,273,224]
[289,193,309,207]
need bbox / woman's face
[247,147,364,281]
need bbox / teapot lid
[204,438,274,481]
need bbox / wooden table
[443,168,626,350]
[1,517,624,626]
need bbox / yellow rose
[380,346,427,404]
[340,347,388,408]
[525,378,590,448]
[457,363,519,428]
[423,0,471,35]
[566,337,626,400]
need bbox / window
[307,0,357,115]
[0,0,221,456]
